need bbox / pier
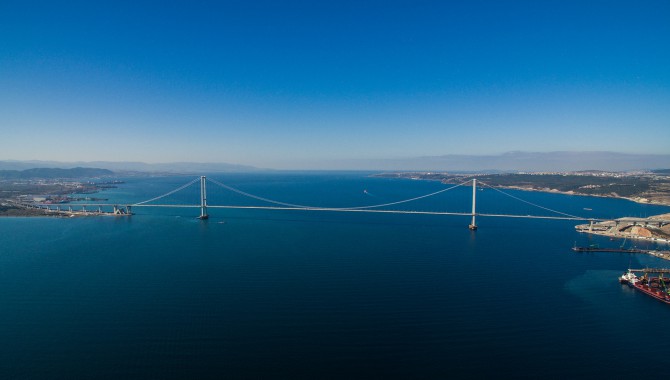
[572,246,670,261]
[628,268,670,275]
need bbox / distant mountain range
[1,151,669,172]
[0,160,259,173]
[0,167,114,179]
[324,151,670,172]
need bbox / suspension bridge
[26,176,604,229]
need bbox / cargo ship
[619,269,670,305]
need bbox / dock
[628,268,670,274]
[572,246,643,253]
[572,246,670,261]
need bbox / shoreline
[0,177,124,217]
[0,204,123,218]
[576,228,670,246]
[481,184,670,207]
[372,172,670,208]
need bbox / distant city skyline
[1,1,669,169]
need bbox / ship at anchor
[619,268,670,305]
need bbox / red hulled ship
[620,270,670,305]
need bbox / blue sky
[1,1,669,169]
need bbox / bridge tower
[469,179,478,230]
[199,176,209,220]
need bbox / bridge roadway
[127,204,596,221]
[616,217,670,224]
[31,202,598,221]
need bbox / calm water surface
[1,173,669,379]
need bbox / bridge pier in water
[198,175,209,220]
[113,205,132,215]
[469,179,478,230]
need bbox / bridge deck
[131,204,594,221]
[29,202,599,221]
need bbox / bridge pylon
[469,179,478,230]
[199,176,209,220]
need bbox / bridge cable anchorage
[132,177,201,206]
[206,177,474,210]
[477,180,584,219]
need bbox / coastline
[483,184,670,207]
[372,171,670,208]
[0,177,124,217]
[0,204,111,218]
[576,227,670,246]
[0,207,128,218]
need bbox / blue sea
[1,172,669,379]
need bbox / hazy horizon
[3,151,670,172]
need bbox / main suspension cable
[477,180,583,219]
[206,177,473,210]
[133,177,200,205]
